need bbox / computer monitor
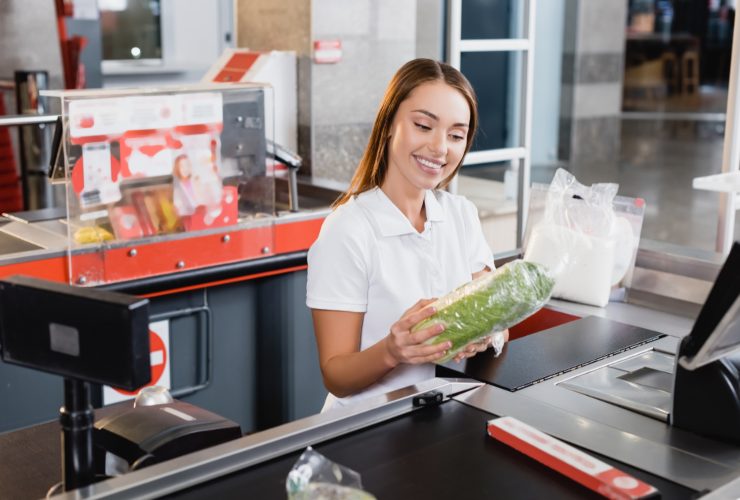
[672,240,740,443]
[678,240,740,370]
[0,276,150,390]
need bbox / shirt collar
[356,187,445,237]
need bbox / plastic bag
[412,260,554,363]
[524,181,645,304]
[523,168,638,307]
[286,447,376,500]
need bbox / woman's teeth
[416,156,443,169]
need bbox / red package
[487,417,658,499]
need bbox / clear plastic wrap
[286,447,376,500]
[524,169,622,307]
[412,260,555,363]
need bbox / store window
[619,0,737,251]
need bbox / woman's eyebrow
[411,109,468,128]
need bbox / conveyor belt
[165,400,694,500]
[451,316,664,391]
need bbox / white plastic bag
[524,169,619,307]
[286,447,376,500]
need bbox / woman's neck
[380,175,426,232]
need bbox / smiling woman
[307,58,508,411]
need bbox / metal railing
[0,114,58,127]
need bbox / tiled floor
[566,118,738,252]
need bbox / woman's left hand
[453,329,509,363]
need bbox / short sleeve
[306,208,371,312]
[462,198,495,274]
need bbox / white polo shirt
[306,187,494,409]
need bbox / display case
[44,83,277,286]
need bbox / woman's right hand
[384,299,451,366]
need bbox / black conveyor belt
[444,316,664,391]
[166,400,694,500]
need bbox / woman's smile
[413,154,446,175]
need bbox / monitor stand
[672,344,740,444]
[60,378,95,491]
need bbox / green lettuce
[412,260,554,363]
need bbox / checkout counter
[0,83,333,436]
[1,248,739,499]
[0,84,738,499]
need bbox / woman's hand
[452,329,509,363]
[384,299,451,366]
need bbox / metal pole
[717,11,740,255]
[60,378,96,491]
[516,0,535,249]
[14,70,56,210]
[446,0,462,195]
[0,114,59,127]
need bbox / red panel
[225,53,260,70]
[213,68,248,83]
[0,256,68,283]
[101,225,272,283]
[273,218,325,253]
[0,216,326,289]
[509,308,581,340]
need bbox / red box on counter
[487,416,658,499]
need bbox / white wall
[531,0,565,166]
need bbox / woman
[172,154,197,216]
[307,58,507,410]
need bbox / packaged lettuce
[412,260,555,363]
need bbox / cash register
[0,276,241,492]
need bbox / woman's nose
[428,131,447,156]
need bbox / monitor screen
[0,276,151,390]
[99,0,162,63]
[679,240,740,370]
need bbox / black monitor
[678,240,740,370]
[672,240,740,443]
[0,275,150,390]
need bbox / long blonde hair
[333,58,478,208]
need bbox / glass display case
[44,83,276,286]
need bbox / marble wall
[559,0,627,166]
[236,0,313,172]
[310,0,417,184]
[235,0,423,184]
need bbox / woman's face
[385,80,470,192]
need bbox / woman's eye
[450,134,465,142]
[414,122,431,131]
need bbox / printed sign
[102,319,171,405]
[313,40,342,64]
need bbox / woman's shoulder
[318,196,374,242]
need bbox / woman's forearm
[320,337,398,398]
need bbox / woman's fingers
[453,336,492,362]
[397,305,437,332]
[407,322,445,345]
[404,341,450,364]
